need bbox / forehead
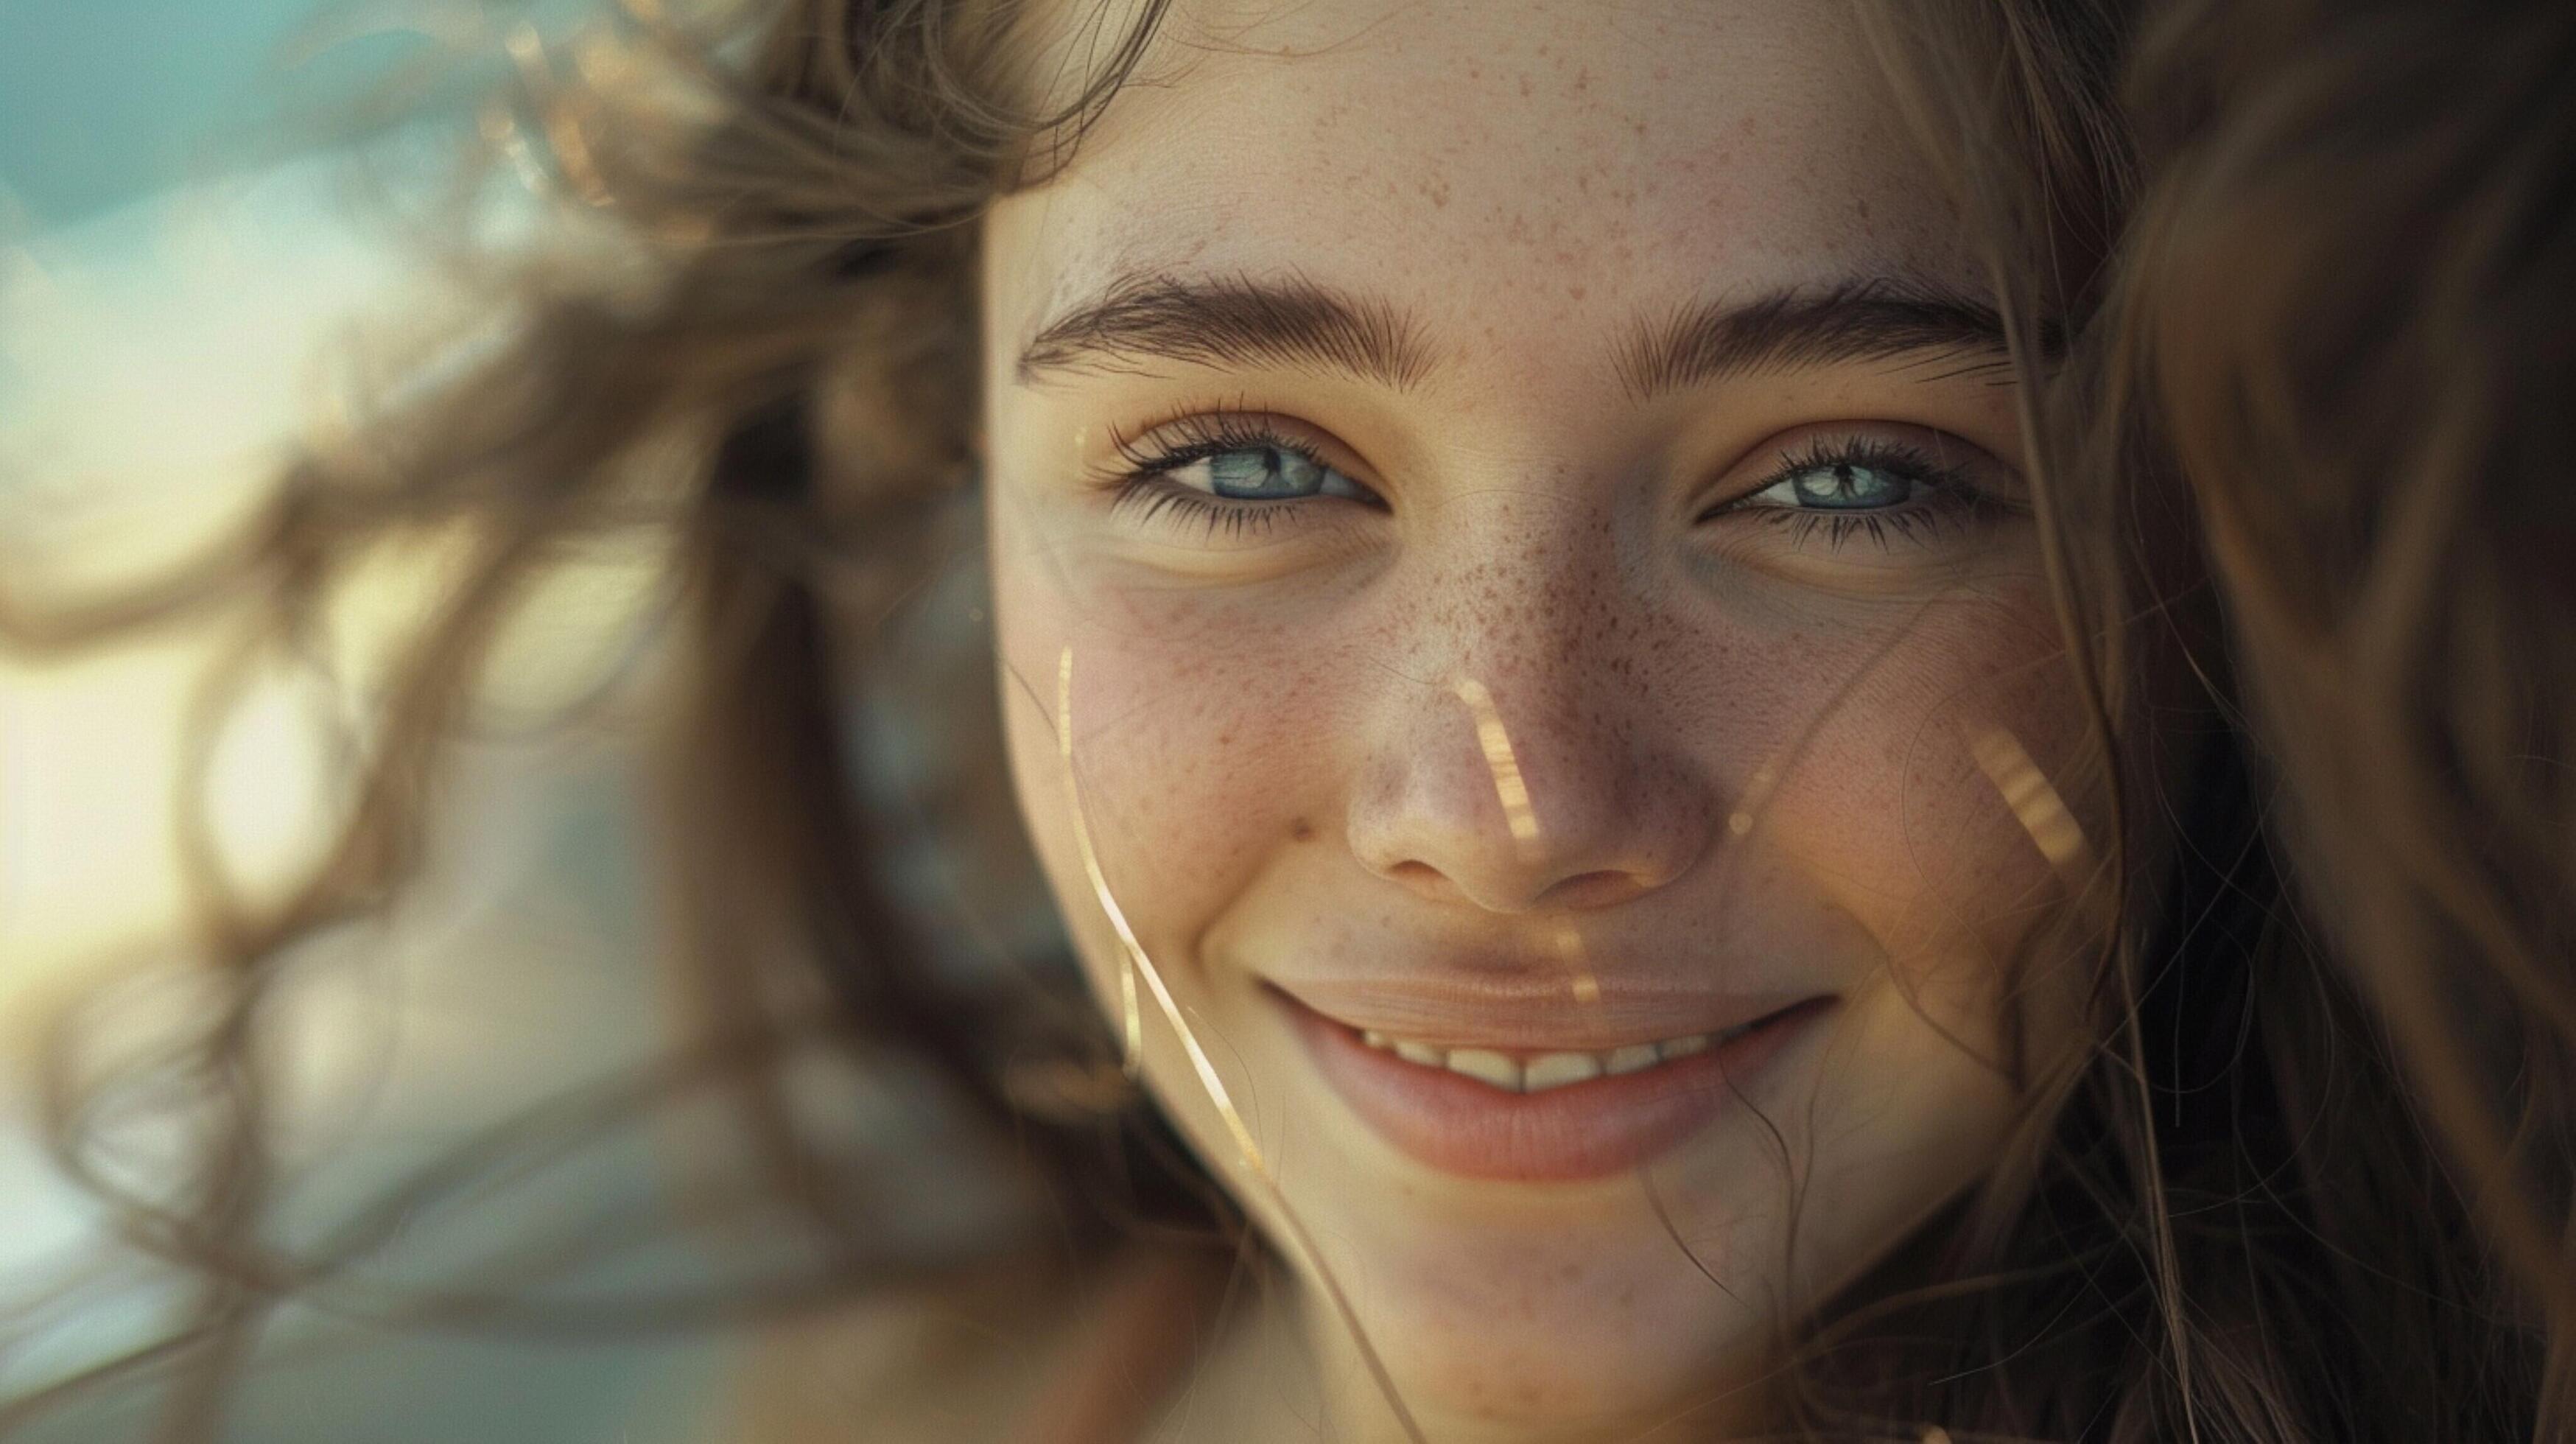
[990,0,1975,345]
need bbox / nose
[1346,657,1720,916]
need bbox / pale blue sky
[0,0,580,229]
[1,0,343,225]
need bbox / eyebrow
[1014,271,2049,397]
[1613,278,2049,400]
[1017,273,1433,390]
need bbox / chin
[1305,1187,1779,1439]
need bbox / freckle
[1291,819,1316,841]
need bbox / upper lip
[1266,975,1827,1051]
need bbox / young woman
[4,0,2560,1440]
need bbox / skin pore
[980,1,2096,1437]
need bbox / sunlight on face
[981,0,2094,1434]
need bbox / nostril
[1534,869,1649,911]
[1375,859,1654,912]
[1386,860,1449,894]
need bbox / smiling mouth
[1276,989,1837,1182]
[1354,1013,1778,1093]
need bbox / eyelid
[1694,422,2020,519]
[1094,407,1378,494]
[1078,406,1386,551]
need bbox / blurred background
[1,4,752,1438]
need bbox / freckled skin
[981,1,2099,1439]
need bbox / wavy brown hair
[2097,0,2576,1432]
[1819,2,2572,1438]
[2,1,2566,1440]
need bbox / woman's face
[981,0,2090,1433]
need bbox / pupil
[1793,462,1901,509]
[1210,447,1312,498]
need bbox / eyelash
[1092,417,2007,551]
[1093,412,1372,541]
[1698,435,2005,551]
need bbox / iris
[1201,445,1347,500]
[1771,460,1911,510]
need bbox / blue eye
[1185,446,1370,502]
[1747,460,1917,511]
[1182,445,1370,502]
[1095,416,1386,543]
[1698,435,2012,553]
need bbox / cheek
[1755,578,2087,1010]
[1693,586,2087,1295]
[991,525,1356,963]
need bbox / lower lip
[1280,992,1834,1183]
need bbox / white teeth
[1522,1051,1602,1092]
[1604,1043,1663,1076]
[1357,1027,1733,1090]
[1444,1048,1524,1092]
